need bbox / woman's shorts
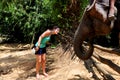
[35,47,46,55]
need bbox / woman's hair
[53,26,59,29]
[48,25,59,30]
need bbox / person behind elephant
[34,26,60,80]
[109,0,116,20]
[89,0,116,20]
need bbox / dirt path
[0,44,120,80]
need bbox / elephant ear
[87,0,109,22]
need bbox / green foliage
[0,0,86,43]
[80,0,89,17]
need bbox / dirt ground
[0,43,120,80]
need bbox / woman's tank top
[35,36,51,48]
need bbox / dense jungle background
[0,0,120,80]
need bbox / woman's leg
[36,55,41,79]
[109,0,116,19]
[41,53,48,77]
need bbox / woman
[109,0,116,20]
[34,26,60,80]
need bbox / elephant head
[73,0,119,60]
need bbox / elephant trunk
[74,28,94,60]
[73,12,94,60]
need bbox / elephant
[73,0,120,60]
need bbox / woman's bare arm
[37,30,51,47]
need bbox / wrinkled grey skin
[73,0,120,60]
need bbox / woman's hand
[35,46,39,51]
